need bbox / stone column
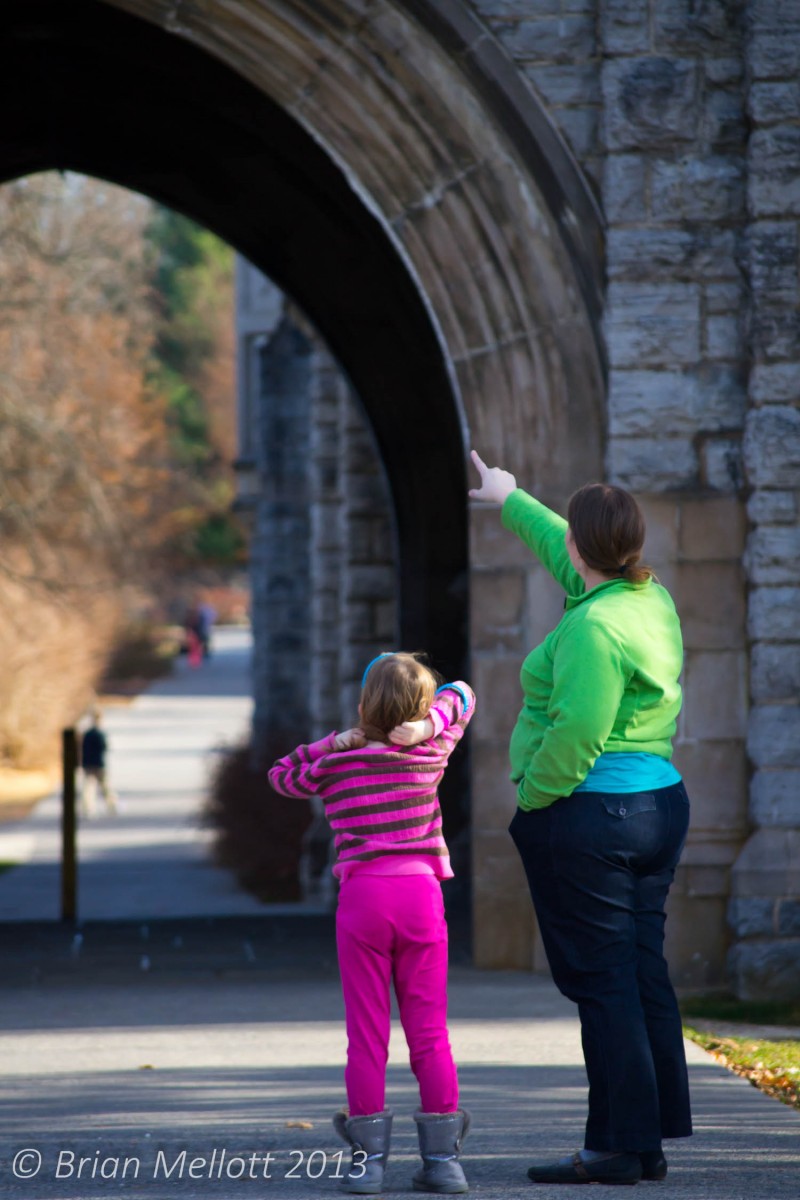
[599,0,751,988]
[249,306,397,903]
[729,0,800,1000]
[249,314,313,758]
[308,349,345,740]
[337,398,398,725]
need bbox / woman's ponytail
[568,484,657,584]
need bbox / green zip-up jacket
[502,489,684,811]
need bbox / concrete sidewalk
[0,628,274,921]
[0,631,796,1198]
[0,964,797,1199]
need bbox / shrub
[100,622,180,690]
[0,571,120,769]
[203,735,313,903]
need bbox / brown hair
[567,483,655,585]
[359,652,441,743]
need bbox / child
[269,652,475,1195]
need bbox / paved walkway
[0,632,797,1198]
[0,966,797,1199]
[0,628,270,921]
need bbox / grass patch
[684,1026,800,1111]
[681,993,800,1112]
[0,861,17,876]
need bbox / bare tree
[0,171,174,591]
[0,173,174,766]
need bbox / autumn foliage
[0,173,173,582]
[0,566,119,768]
[685,1028,800,1111]
[0,171,239,767]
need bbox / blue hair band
[361,652,397,688]
[435,683,471,712]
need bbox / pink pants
[336,873,459,1116]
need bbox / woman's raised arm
[469,449,583,594]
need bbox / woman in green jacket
[470,451,692,1187]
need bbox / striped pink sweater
[268,683,475,880]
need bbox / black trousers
[509,782,693,1152]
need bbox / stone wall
[477,0,603,186]
[462,0,798,996]
[598,1,751,989]
[730,0,800,1000]
[308,359,398,739]
[231,0,798,995]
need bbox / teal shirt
[502,489,684,810]
[575,751,681,793]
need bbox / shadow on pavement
[1,1063,798,1198]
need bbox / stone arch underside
[2,0,607,608]
[3,0,606,959]
[2,0,460,675]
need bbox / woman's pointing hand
[468,449,517,505]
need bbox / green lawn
[681,995,800,1111]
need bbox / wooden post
[61,728,78,923]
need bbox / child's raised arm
[388,682,475,748]
[269,729,368,796]
[268,734,337,798]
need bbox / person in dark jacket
[80,710,117,817]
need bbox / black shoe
[639,1151,667,1181]
[527,1152,642,1185]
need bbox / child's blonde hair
[360,652,441,742]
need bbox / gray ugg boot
[412,1110,471,1194]
[333,1110,393,1194]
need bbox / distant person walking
[80,710,117,817]
[197,600,217,659]
[469,450,692,1187]
[269,652,475,1195]
[184,605,204,669]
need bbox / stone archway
[1,0,605,965]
